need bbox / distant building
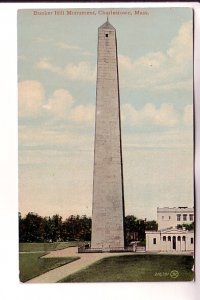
[145,207,194,252]
[157,207,194,230]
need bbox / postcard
[18,7,194,283]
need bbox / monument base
[78,245,129,253]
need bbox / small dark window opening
[105,33,108,37]
[153,238,156,245]
[191,238,194,244]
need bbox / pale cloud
[118,21,193,91]
[82,50,95,57]
[118,54,132,70]
[43,89,95,125]
[183,104,193,126]
[123,129,193,150]
[69,105,95,124]
[36,58,96,82]
[19,81,95,126]
[153,103,179,126]
[44,89,74,118]
[19,125,193,219]
[153,79,193,91]
[18,80,45,117]
[122,103,179,127]
[19,125,93,150]
[63,61,96,82]
[33,37,52,43]
[36,57,60,73]
[135,52,166,69]
[167,20,193,66]
[56,42,80,50]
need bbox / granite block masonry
[91,20,125,251]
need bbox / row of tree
[19,212,158,244]
[19,213,91,243]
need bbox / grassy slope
[19,242,78,252]
[60,255,194,282]
[19,252,79,282]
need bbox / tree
[145,220,158,231]
[22,212,45,242]
[61,215,91,241]
[18,211,156,244]
[19,212,27,242]
[79,215,91,241]
[124,215,158,245]
[47,214,62,242]
[125,215,138,244]
[177,222,194,231]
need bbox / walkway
[26,247,133,283]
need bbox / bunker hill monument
[91,19,125,250]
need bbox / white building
[157,207,194,230]
[145,207,194,253]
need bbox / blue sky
[18,8,193,220]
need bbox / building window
[182,236,186,242]
[168,236,171,241]
[153,238,156,244]
[191,238,194,244]
[177,214,181,221]
[162,216,164,220]
[163,236,166,241]
[105,33,108,37]
[169,216,171,220]
[183,214,187,221]
[177,236,181,241]
[189,214,194,221]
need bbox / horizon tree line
[19,212,194,245]
[19,212,159,244]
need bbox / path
[26,247,133,283]
[26,247,193,283]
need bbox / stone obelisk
[91,19,125,250]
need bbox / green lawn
[19,252,79,282]
[19,241,78,252]
[59,255,194,282]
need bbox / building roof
[99,19,115,31]
[157,207,194,213]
